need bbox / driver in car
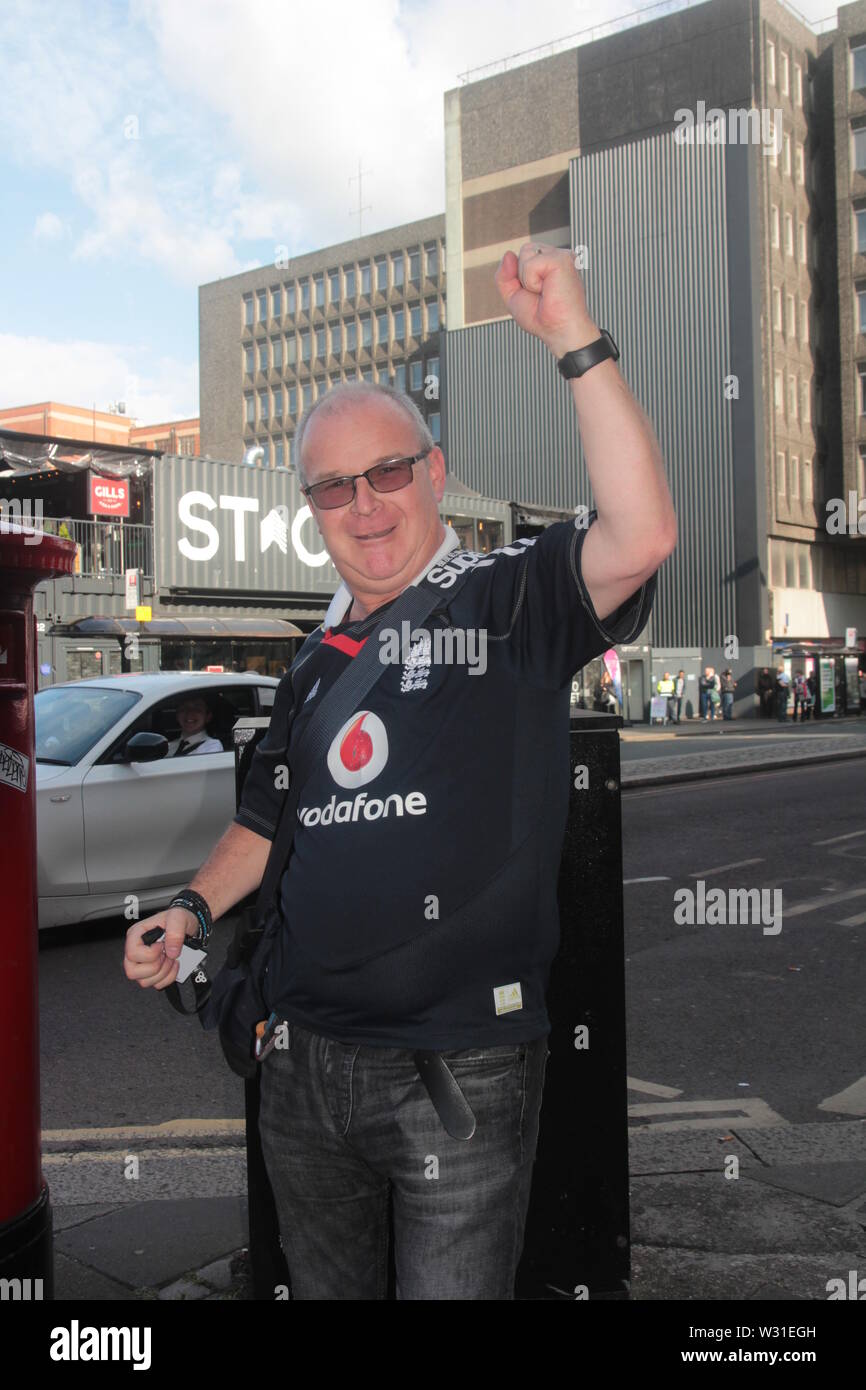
[168,696,223,756]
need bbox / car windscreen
[35,686,142,765]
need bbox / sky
[0,0,837,427]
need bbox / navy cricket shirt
[234,511,658,1049]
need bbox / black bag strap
[252,563,474,925]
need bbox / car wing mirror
[123,731,169,763]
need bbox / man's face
[301,399,447,595]
[177,699,209,735]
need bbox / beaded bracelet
[168,889,213,947]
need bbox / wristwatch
[557,329,619,379]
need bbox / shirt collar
[322,524,461,630]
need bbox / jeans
[722,692,733,720]
[258,1020,550,1300]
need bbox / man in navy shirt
[125,242,677,1299]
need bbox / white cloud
[33,212,65,241]
[0,333,196,424]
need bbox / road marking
[628,1098,787,1132]
[623,876,671,884]
[42,1119,245,1144]
[627,1077,682,1098]
[42,1146,247,1164]
[813,829,866,846]
[817,1076,866,1116]
[783,887,866,918]
[835,911,866,926]
[689,858,764,878]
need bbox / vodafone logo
[327,710,388,789]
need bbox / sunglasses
[302,447,432,510]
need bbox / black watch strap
[557,330,619,379]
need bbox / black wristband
[168,890,213,946]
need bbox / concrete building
[198,215,446,468]
[0,402,200,455]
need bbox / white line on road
[623,876,671,884]
[628,1098,788,1132]
[835,911,866,926]
[42,1119,245,1144]
[817,1076,866,1116]
[627,1077,683,1099]
[813,829,866,846]
[783,887,866,918]
[42,1146,247,1164]
[689,858,764,878]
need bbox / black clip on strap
[141,924,212,1015]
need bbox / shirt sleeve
[232,641,314,839]
[484,510,659,689]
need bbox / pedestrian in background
[720,667,736,721]
[774,665,791,722]
[674,669,685,723]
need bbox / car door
[80,684,254,898]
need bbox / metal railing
[39,518,154,578]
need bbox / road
[38,757,865,1138]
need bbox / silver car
[35,672,279,929]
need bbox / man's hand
[494,242,599,359]
[123,907,200,993]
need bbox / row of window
[767,129,807,183]
[769,204,811,263]
[244,358,440,426]
[770,537,866,596]
[766,40,806,105]
[243,303,441,375]
[242,245,442,326]
[773,369,815,424]
[775,449,815,501]
[771,287,810,343]
[254,414,442,471]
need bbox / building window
[774,370,783,412]
[245,394,254,425]
[302,382,312,410]
[427,355,439,395]
[274,438,284,468]
[855,128,866,172]
[361,367,373,382]
[314,377,325,400]
[316,327,327,358]
[360,262,371,296]
[801,379,811,423]
[300,331,310,362]
[859,445,866,495]
[786,293,796,337]
[859,370,866,414]
[394,363,406,391]
[794,63,802,106]
[773,286,782,331]
[330,322,342,354]
[777,450,786,496]
[273,388,283,419]
[798,222,807,264]
[426,298,439,333]
[790,454,799,499]
[410,304,422,337]
[314,274,324,309]
[272,287,282,318]
[358,314,370,348]
[345,319,357,352]
[257,290,267,321]
[857,209,866,253]
[796,144,804,184]
[800,300,809,343]
[803,455,812,500]
[767,40,776,87]
[288,385,298,416]
[430,411,440,442]
[375,257,388,292]
[425,243,438,278]
[783,133,791,176]
[784,213,793,255]
[329,269,340,303]
[272,337,282,370]
[376,311,388,345]
[286,284,296,315]
[377,363,390,383]
[300,280,309,312]
[859,290,866,334]
[788,373,798,420]
[781,51,789,96]
[391,253,404,288]
[769,120,778,168]
[409,249,420,283]
[771,204,779,247]
[393,308,404,341]
[244,344,254,374]
[345,267,356,299]
[285,334,297,366]
[258,390,269,421]
[258,341,268,372]
[853,44,866,90]
[410,360,423,392]
[244,295,254,327]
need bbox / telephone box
[0,526,76,1295]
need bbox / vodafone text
[298,790,427,826]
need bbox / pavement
[45,710,866,1302]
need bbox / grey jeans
[258,1020,550,1300]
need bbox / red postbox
[0,525,75,1295]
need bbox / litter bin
[232,708,630,1300]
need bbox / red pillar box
[0,526,75,1296]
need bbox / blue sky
[0,0,834,426]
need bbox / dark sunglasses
[302,447,432,510]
